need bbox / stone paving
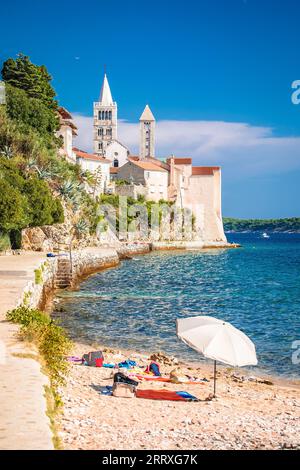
[0,252,53,450]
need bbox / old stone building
[56,107,78,163]
[117,158,168,202]
[73,148,111,195]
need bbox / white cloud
[73,113,300,180]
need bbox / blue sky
[1,0,300,217]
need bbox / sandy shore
[58,343,300,450]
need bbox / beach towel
[136,389,198,402]
[67,356,83,363]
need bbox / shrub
[9,229,22,249]
[7,306,49,326]
[39,322,72,389]
[0,231,11,251]
[6,305,72,392]
[0,179,29,231]
[34,268,43,285]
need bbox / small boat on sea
[262,232,270,239]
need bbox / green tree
[4,84,59,138]
[1,54,57,109]
[23,177,62,226]
[0,179,29,231]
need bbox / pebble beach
[58,343,300,450]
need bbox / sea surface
[53,233,300,379]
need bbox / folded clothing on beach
[136,389,199,402]
[144,361,161,376]
[118,360,137,369]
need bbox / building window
[109,111,112,120]
[106,128,112,136]
[105,111,108,120]
[113,158,119,168]
[102,111,105,120]
[98,111,102,120]
[98,128,103,137]
[98,142,103,150]
[114,152,118,156]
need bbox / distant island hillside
[223,217,300,233]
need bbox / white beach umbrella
[176,315,257,397]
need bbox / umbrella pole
[213,360,217,397]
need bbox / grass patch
[44,385,64,450]
[12,352,39,361]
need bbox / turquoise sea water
[53,233,300,378]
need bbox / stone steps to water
[55,257,73,288]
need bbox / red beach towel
[136,389,197,401]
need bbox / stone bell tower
[139,104,155,159]
[93,74,117,156]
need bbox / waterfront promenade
[0,252,53,450]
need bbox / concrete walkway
[0,252,54,450]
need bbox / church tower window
[113,158,119,168]
[98,128,103,136]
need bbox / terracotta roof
[73,148,111,163]
[58,107,73,120]
[167,157,192,165]
[110,167,119,174]
[130,160,167,172]
[128,155,169,170]
[192,166,220,176]
[147,156,170,170]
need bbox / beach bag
[112,382,136,398]
[82,351,104,367]
[113,372,139,387]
